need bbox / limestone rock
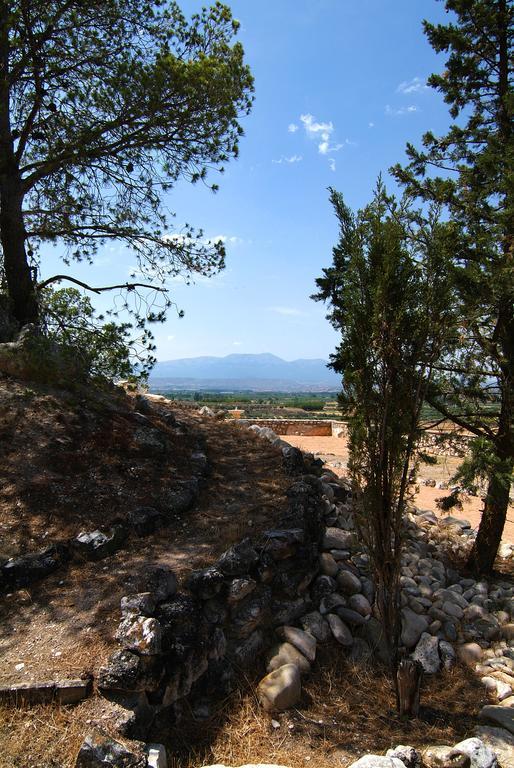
[347,757,407,768]
[386,746,421,768]
[423,745,470,768]
[257,663,301,712]
[120,593,156,618]
[115,616,162,655]
[474,725,514,768]
[479,705,514,735]
[458,643,483,666]
[412,633,441,674]
[146,743,168,768]
[266,643,311,675]
[452,737,498,768]
[275,626,316,662]
[75,730,146,767]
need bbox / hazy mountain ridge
[150,353,341,391]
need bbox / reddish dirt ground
[283,434,514,544]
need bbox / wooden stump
[397,658,423,717]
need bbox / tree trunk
[0,179,39,327]
[467,449,513,574]
[0,1,38,328]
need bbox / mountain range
[149,353,340,392]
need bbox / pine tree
[392,0,514,573]
[314,182,453,703]
[0,0,253,347]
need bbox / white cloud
[167,335,175,341]
[232,341,242,346]
[369,121,375,128]
[299,113,346,156]
[385,104,420,116]
[288,123,299,133]
[272,154,303,165]
[268,306,304,316]
[329,158,336,172]
[397,76,428,94]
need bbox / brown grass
[159,645,487,768]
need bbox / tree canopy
[0,0,254,364]
[392,0,513,573]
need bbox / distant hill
[149,353,341,392]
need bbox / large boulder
[266,642,311,675]
[257,663,301,712]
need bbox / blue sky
[41,0,453,362]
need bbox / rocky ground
[282,434,514,550]
[0,390,513,768]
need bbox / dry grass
[160,645,487,768]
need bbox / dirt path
[0,412,289,686]
[283,434,514,544]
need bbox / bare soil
[0,379,289,689]
[283,434,514,544]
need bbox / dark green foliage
[41,288,135,380]
[391,0,514,573]
[313,181,452,701]
[0,0,253,373]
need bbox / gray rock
[115,616,162,656]
[257,663,301,712]
[74,527,126,561]
[137,566,177,602]
[412,633,441,674]
[275,626,316,662]
[452,737,498,768]
[218,537,259,576]
[75,730,146,767]
[266,642,311,675]
[474,725,514,768]
[128,506,161,536]
[334,605,368,627]
[479,705,514,735]
[319,593,346,615]
[232,587,272,639]
[161,479,198,514]
[401,607,430,649]
[348,593,372,617]
[336,569,362,595]
[227,577,257,605]
[443,601,464,620]
[347,758,407,768]
[319,552,339,577]
[185,567,225,600]
[311,575,338,602]
[120,593,156,618]
[386,746,422,768]
[300,611,331,643]
[327,614,353,647]
[322,527,354,550]
[439,640,457,671]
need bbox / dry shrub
[162,644,487,768]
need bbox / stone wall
[238,418,342,437]
[96,467,328,740]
